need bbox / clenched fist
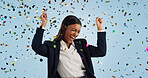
[40,12,48,27]
[96,17,104,31]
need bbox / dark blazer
[31,27,106,78]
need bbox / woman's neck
[62,39,71,49]
[66,43,70,49]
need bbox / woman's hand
[40,12,48,27]
[96,17,104,31]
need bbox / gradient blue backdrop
[0,0,148,78]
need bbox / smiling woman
[63,24,81,48]
[31,12,106,78]
[54,15,82,48]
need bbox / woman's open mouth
[70,35,75,41]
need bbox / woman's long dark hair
[54,15,81,41]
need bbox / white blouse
[57,40,86,78]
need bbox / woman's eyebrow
[71,28,76,30]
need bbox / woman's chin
[67,40,73,44]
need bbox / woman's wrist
[98,28,103,31]
[41,22,46,27]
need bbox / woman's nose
[74,32,79,37]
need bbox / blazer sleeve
[84,32,106,57]
[31,27,49,57]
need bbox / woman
[31,12,106,78]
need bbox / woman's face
[64,24,81,44]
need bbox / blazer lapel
[53,41,60,76]
[74,40,91,74]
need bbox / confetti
[86,43,89,47]
[127,3,131,5]
[105,1,110,3]
[51,17,56,19]
[124,12,127,16]
[4,57,7,60]
[40,58,43,62]
[11,61,14,66]
[113,70,117,72]
[104,12,107,15]
[14,57,18,61]
[53,36,57,39]
[27,45,29,48]
[26,25,30,27]
[98,61,99,63]
[145,68,148,71]
[139,64,142,66]
[79,41,81,44]
[146,47,148,51]
[137,13,141,16]
[14,69,16,71]
[128,44,130,47]
[137,57,140,59]
[53,45,56,48]
[113,30,116,33]
[112,76,116,78]
[70,11,74,13]
[126,63,129,66]
[4,71,9,73]
[3,21,6,23]
[115,23,117,25]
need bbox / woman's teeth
[70,36,75,39]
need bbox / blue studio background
[0,0,148,78]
